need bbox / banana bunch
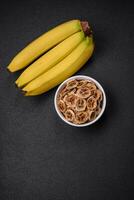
[8,20,94,96]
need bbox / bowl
[54,75,106,127]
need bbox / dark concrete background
[0,0,134,199]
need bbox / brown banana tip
[81,21,92,36]
[7,66,11,73]
[6,69,10,74]
[22,89,27,96]
[15,80,18,86]
[15,82,19,89]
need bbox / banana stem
[81,21,92,37]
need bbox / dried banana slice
[77,80,88,88]
[87,96,97,110]
[98,90,103,101]
[58,100,66,113]
[66,79,78,90]
[95,106,101,116]
[75,98,87,111]
[64,109,75,122]
[59,87,69,99]
[76,86,91,98]
[86,82,97,90]
[68,88,77,95]
[64,94,77,107]
[92,89,102,100]
[97,98,103,109]
[88,111,96,121]
[75,111,89,124]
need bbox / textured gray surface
[0,0,134,199]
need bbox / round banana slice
[77,80,88,88]
[92,89,102,100]
[58,100,67,113]
[87,96,97,110]
[75,111,89,124]
[66,79,78,90]
[88,110,96,121]
[95,106,101,116]
[75,98,87,111]
[64,94,77,107]
[76,86,91,98]
[69,88,77,95]
[97,98,103,109]
[64,109,75,122]
[59,87,69,99]
[98,90,103,101]
[86,82,97,90]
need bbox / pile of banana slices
[57,79,103,125]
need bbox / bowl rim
[54,75,106,127]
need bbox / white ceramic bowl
[54,75,106,127]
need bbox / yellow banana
[8,20,83,72]
[23,37,94,96]
[16,31,85,87]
